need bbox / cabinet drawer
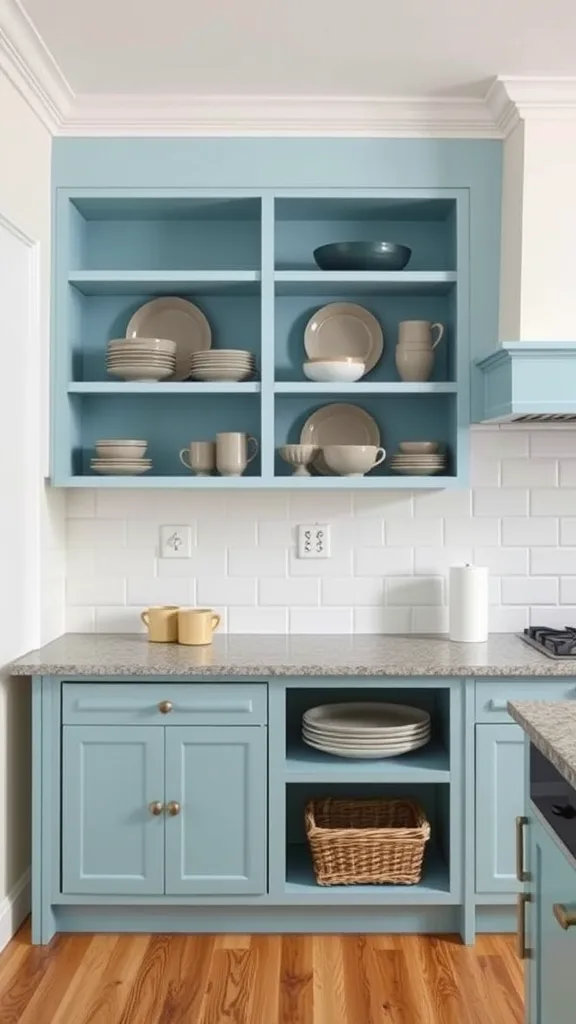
[475,679,576,723]
[62,682,267,726]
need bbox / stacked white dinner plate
[90,438,152,475]
[302,702,431,759]
[106,338,176,382]
[390,452,447,476]
[189,349,255,382]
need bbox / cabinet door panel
[476,723,525,893]
[63,726,164,895]
[528,814,576,1024]
[165,726,267,895]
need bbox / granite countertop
[508,701,576,790]
[8,631,576,678]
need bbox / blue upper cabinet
[51,139,502,488]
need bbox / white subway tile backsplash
[259,577,320,606]
[529,606,576,628]
[501,459,557,487]
[386,518,443,547]
[501,518,559,547]
[229,547,287,578]
[64,427,576,635]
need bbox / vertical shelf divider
[259,192,276,482]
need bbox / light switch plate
[297,523,331,559]
[159,525,192,559]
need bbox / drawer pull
[149,801,164,816]
[488,699,508,711]
[158,700,173,715]
[517,893,530,958]
[553,903,576,930]
[167,801,181,817]
[516,816,529,882]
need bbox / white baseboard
[0,869,30,952]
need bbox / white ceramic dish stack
[106,338,176,382]
[390,442,446,476]
[301,702,431,759]
[90,439,152,476]
[189,349,255,382]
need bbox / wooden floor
[0,923,524,1023]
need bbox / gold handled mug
[178,608,222,646]
[141,606,179,643]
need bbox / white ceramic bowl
[107,364,173,382]
[303,359,365,383]
[398,441,440,455]
[108,338,176,354]
[278,444,319,476]
[323,444,386,477]
[190,368,253,382]
[94,443,148,460]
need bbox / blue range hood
[476,342,576,422]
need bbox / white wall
[65,425,576,636]
[0,68,64,940]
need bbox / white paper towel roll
[449,564,489,642]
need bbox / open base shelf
[285,845,451,902]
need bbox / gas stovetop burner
[519,626,576,659]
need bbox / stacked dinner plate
[189,349,255,382]
[390,450,447,476]
[302,702,431,759]
[106,338,176,382]
[90,439,152,476]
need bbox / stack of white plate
[390,449,447,476]
[302,702,431,759]
[106,338,176,382]
[90,439,152,476]
[189,350,255,382]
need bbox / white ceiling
[21,0,576,97]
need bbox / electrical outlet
[159,525,192,559]
[297,523,331,559]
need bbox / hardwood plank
[0,936,64,1023]
[313,935,346,1024]
[118,936,172,1024]
[158,935,215,1024]
[279,935,313,1024]
[76,935,149,1024]
[50,935,122,1024]
[250,936,282,1024]
[16,935,93,1024]
[415,937,471,1024]
[198,948,255,1024]
[214,934,252,950]
[341,936,372,1023]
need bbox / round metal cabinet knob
[158,700,173,714]
[167,801,181,816]
[149,801,164,816]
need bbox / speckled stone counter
[9,631,576,678]
[508,700,576,789]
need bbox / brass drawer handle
[516,816,529,882]
[167,801,181,817]
[553,903,576,930]
[517,893,530,958]
[149,801,164,816]
[158,700,173,714]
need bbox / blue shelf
[68,270,261,296]
[274,271,457,296]
[68,382,261,394]
[274,382,457,395]
[285,738,450,783]
[62,474,457,489]
[285,845,451,902]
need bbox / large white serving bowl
[303,358,365,383]
[323,444,385,477]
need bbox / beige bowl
[108,338,176,354]
[278,444,319,477]
[398,441,440,455]
[323,444,386,477]
[95,442,148,460]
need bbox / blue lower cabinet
[164,726,267,895]
[526,812,576,1024]
[62,725,165,895]
[475,723,525,893]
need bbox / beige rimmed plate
[300,404,381,475]
[126,297,212,381]
[304,302,383,376]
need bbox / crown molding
[59,92,503,138]
[0,0,72,131]
[486,76,576,137]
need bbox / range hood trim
[476,342,576,422]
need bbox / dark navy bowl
[313,241,412,271]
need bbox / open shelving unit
[52,188,469,487]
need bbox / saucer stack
[301,702,431,759]
[390,441,446,476]
[106,338,176,382]
[90,439,152,475]
[189,349,255,382]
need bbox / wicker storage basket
[305,797,431,886]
